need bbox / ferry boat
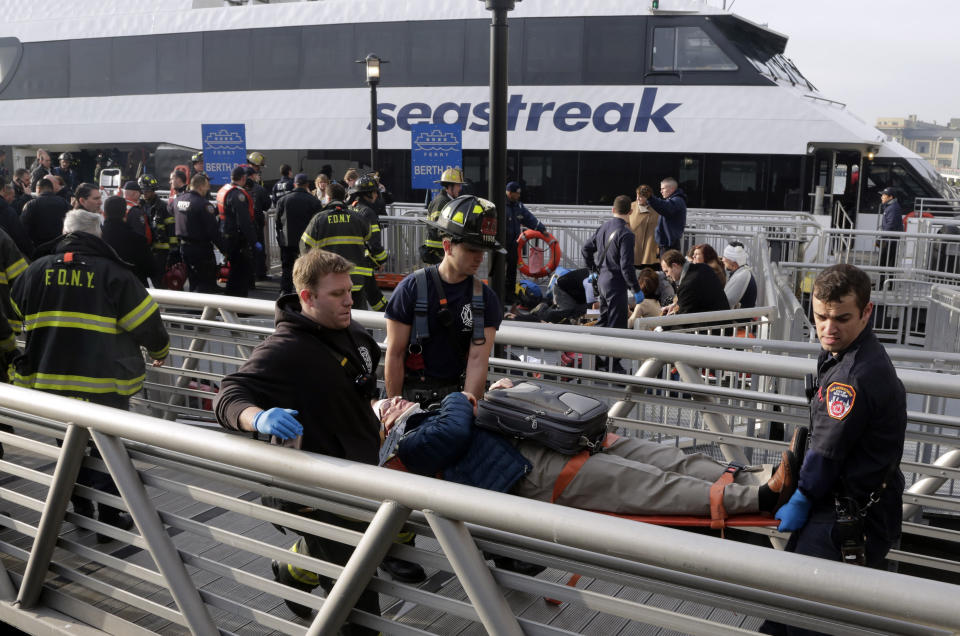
[0,0,954,217]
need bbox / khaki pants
[513,436,759,516]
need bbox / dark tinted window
[584,17,644,84]
[463,20,491,85]
[652,26,736,71]
[158,33,202,93]
[408,21,465,85]
[522,18,583,84]
[301,24,356,88]
[0,37,23,94]
[114,36,157,95]
[70,39,112,97]
[203,29,251,92]
[353,23,409,86]
[253,27,302,90]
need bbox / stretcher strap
[709,468,737,530]
[550,433,619,504]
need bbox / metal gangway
[0,286,959,635]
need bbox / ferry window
[114,36,157,96]
[651,26,737,72]
[253,28,302,90]
[203,30,251,92]
[70,39,112,97]
[584,17,644,84]
[354,23,409,86]
[158,33,202,93]
[523,18,583,84]
[408,21,465,85]
[0,37,22,94]
[301,25,356,88]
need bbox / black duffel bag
[477,382,608,455]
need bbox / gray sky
[728,0,959,126]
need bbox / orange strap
[550,433,619,503]
[709,468,738,530]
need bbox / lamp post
[480,0,519,305]
[356,54,386,172]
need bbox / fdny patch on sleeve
[826,382,856,420]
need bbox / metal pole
[307,500,411,636]
[424,510,523,636]
[17,424,89,608]
[91,431,218,636]
[165,305,218,420]
[369,81,378,172]
[674,361,750,465]
[486,0,514,304]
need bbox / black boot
[97,505,133,544]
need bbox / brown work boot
[765,450,798,512]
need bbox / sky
[726,0,959,127]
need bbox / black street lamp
[480,0,518,305]
[356,53,387,172]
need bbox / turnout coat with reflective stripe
[300,200,376,294]
[9,232,169,402]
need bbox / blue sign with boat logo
[201,123,247,186]
[411,123,462,189]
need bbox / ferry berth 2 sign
[410,123,462,190]
[201,123,247,186]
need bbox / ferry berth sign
[201,123,247,186]
[411,123,462,190]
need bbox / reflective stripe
[23,311,119,334]
[119,295,159,331]
[423,239,444,249]
[0,333,15,352]
[316,236,365,248]
[7,318,22,333]
[370,296,387,311]
[286,538,320,587]
[370,224,381,234]
[12,371,146,395]
[149,342,170,360]
[351,266,374,277]
[301,232,319,249]
[5,258,27,282]
[351,283,364,292]
[371,250,388,263]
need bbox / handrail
[0,383,957,632]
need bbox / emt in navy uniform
[503,181,547,304]
[384,195,504,407]
[762,264,907,635]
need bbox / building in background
[877,115,960,181]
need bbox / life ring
[517,229,562,279]
[902,211,933,231]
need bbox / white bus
[0,0,954,217]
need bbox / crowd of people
[0,149,907,635]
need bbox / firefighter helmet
[353,173,379,194]
[138,174,159,192]
[191,151,203,163]
[247,151,265,168]
[423,195,505,253]
[434,168,465,185]
[58,152,73,162]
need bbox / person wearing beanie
[721,242,757,309]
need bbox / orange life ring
[517,229,561,278]
[902,211,933,231]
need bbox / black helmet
[191,151,203,163]
[423,195,505,253]
[138,174,159,192]
[59,152,73,162]
[353,174,379,194]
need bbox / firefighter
[300,182,374,308]
[420,168,465,264]
[139,174,178,284]
[217,166,261,297]
[346,175,388,310]
[190,152,205,178]
[10,209,169,542]
[174,173,221,294]
[52,152,79,194]
[121,181,152,244]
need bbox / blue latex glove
[775,489,812,532]
[253,408,302,440]
[588,272,598,283]
[634,290,645,304]
[254,241,263,251]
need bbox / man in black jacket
[101,196,156,286]
[275,173,322,295]
[21,177,70,256]
[582,195,644,330]
[215,249,382,630]
[217,167,260,297]
[174,173,220,294]
[0,180,34,259]
[660,248,730,316]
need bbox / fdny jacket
[270,176,294,206]
[174,190,220,247]
[9,232,169,403]
[398,392,531,493]
[0,226,27,333]
[215,293,381,464]
[276,187,322,247]
[350,199,388,267]
[141,195,177,255]
[648,188,687,249]
[421,190,452,263]
[800,323,906,557]
[300,200,375,295]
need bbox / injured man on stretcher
[376,379,800,519]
